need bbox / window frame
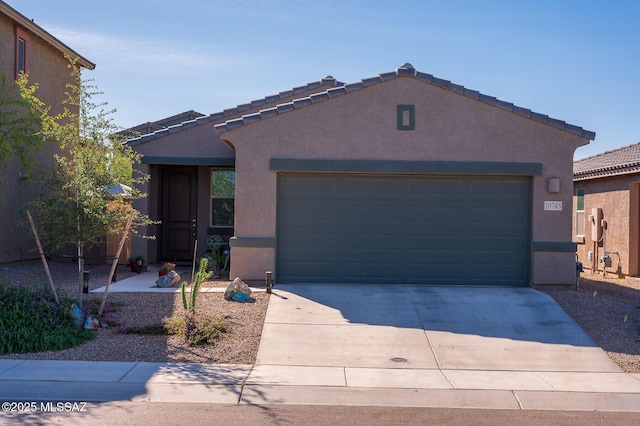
[210,168,235,228]
[14,26,30,79]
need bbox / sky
[7,0,640,160]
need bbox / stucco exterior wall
[221,77,588,284]
[574,175,639,276]
[0,13,80,263]
[131,122,235,159]
[129,80,344,264]
[0,14,15,74]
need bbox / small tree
[26,58,153,307]
[0,72,46,187]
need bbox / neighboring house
[129,63,594,286]
[573,142,640,277]
[0,1,95,263]
[120,110,204,139]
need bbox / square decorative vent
[397,104,415,130]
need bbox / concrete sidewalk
[2,281,640,411]
[2,358,640,411]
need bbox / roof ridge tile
[495,99,514,111]
[361,76,382,86]
[431,77,452,89]
[478,93,497,106]
[415,71,434,83]
[327,86,347,97]
[310,92,329,102]
[344,81,364,92]
[379,71,397,80]
[276,103,295,113]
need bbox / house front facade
[0,1,94,263]
[130,63,594,286]
[573,143,640,277]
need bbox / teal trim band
[532,241,577,252]
[142,156,235,166]
[270,159,542,176]
[229,237,275,248]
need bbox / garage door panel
[277,174,530,285]
[279,232,336,248]
[408,178,464,196]
[470,207,528,224]
[279,202,337,222]
[407,251,464,264]
[344,205,399,223]
[407,264,464,284]
[346,177,401,197]
[343,235,398,250]
[281,205,338,220]
[281,263,335,282]
[407,236,463,251]
[471,265,528,282]
[344,262,398,284]
[407,206,464,223]
[471,236,528,251]
[279,251,339,265]
[280,176,338,197]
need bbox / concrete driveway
[247,284,639,404]
[257,284,619,371]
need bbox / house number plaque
[544,201,562,211]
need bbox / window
[576,188,585,236]
[15,27,29,78]
[210,169,234,227]
[17,38,26,75]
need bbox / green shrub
[117,259,229,345]
[163,311,230,346]
[0,283,94,355]
[119,322,168,335]
[82,297,123,327]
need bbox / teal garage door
[276,173,531,286]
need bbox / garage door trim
[271,158,542,176]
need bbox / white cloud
[48,26,235,75]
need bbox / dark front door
[161,166,198,261]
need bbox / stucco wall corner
[228,246,275,283]
[532,251,577,286]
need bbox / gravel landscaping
[540,273,640,373]
[0,260,268,364]
[0,260,639,373]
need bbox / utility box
[591,207,603,242]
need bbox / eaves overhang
[0,1,95,70]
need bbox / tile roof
[127,77,343,146]
[120,110,204,139]
[127,63,596,145]
[573,142,640,181]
